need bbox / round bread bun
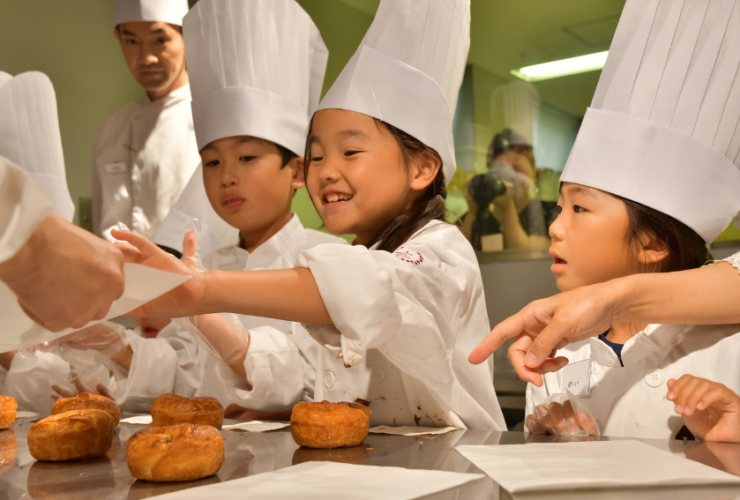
[0,396,17,430]
[290,401,371,449]
[126,423,224,482]
[151,394,224,430]
[52,392,121,425]
[28,409,116,461]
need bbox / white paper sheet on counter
[456,440,740,492]
[369,425,458,436]
[152,461,483,500]
[119,415,153,425]
[0,263,189,351]
[223,421,290,432]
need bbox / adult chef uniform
[93,0,199,241]
[113,0,343,414]
[0,71,76,415]
[296,0,506,430]
[527,0,740,440]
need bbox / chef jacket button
[379,271,390,281]
[324,371,336,389]
[370,366,385,383]
[645,369,665,388]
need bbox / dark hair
[277,144,297,168]
[621,197,710,273]
[304,117,447,252]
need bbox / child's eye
[573,205,586,213]
[125,39,138,45]
[204,160,219,168]
[310,156,324,163]
[239,156,257,162]
[344,150,361,157]
[155,38,167,45]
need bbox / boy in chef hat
[115,0,507,429]
[65,0,344,415]
[520,0,740,441]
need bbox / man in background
[93,0,200,242]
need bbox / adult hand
[0,213,125,331]
[111,229,207,318]
[469,281,618,385]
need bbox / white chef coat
[527,252,740,440]
[0,156,53,263]
[0,351,71,416]
[92,84,200,241]
[298,220,506,430]
[113,215,344,413]
[527,323,740,440]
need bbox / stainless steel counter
[3,416,740,499]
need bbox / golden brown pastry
[291,401,371,449]
[0,396,17,430]
[28,409,116,461]
[52,391,121,425]
[126,423,224,482]
[151,393,224,430]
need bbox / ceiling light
[511,51,609,82]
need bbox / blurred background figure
[460,81,549,250]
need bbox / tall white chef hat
[317,0,471,185]
[152,163,239,256]
[0,72,74,222]
[561,0,740,242]
[183,0,329,155]
[490,81,540,147]
[115,0,189,27]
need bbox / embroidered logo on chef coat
[394,247,424,265]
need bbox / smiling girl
[116,0,505,429]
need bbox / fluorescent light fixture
[511,51,609,82]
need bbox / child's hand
[525,400,598,436]
[667,375,740,443]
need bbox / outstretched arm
[470,261,740,382]
[113,229,332,325]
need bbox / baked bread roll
[52,392,121,425]
[151,394,224,430]
[0,396,17,430]
[291,401,371,449]
[28,409,116,461]
[126,423,224,482]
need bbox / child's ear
[637,236,670,268]
[409,151,441,191]
[290,157,306,190]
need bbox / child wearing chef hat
[523,0,740,441]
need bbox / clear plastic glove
[44,322,129,358]
[37,321,130,400]
[171,221,250,377]
[525,390,600,438]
